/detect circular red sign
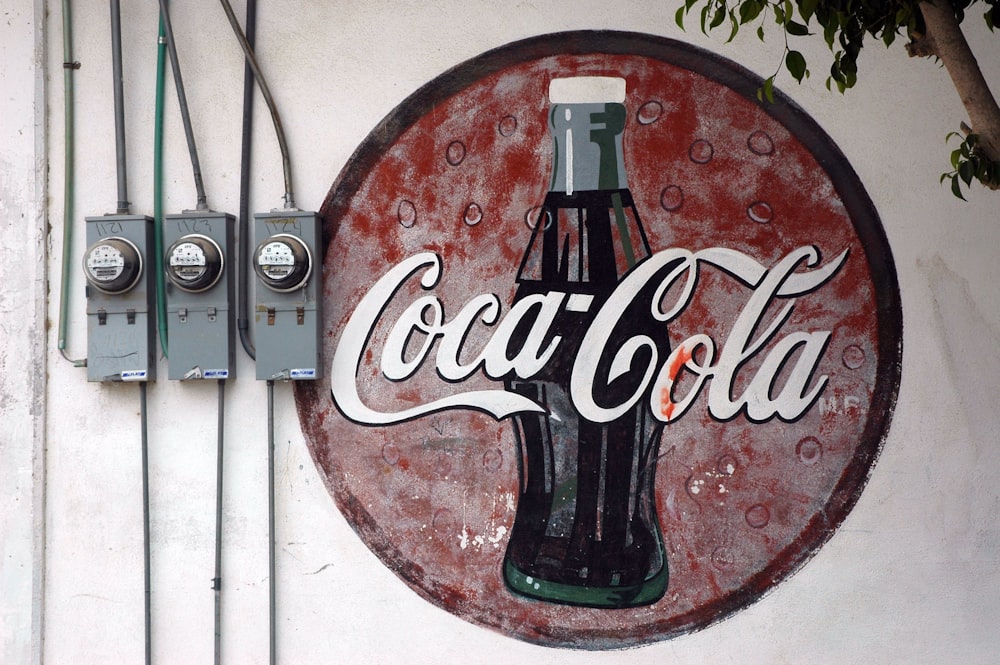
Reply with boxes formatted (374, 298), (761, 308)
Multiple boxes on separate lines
(296, 31), (901, 648)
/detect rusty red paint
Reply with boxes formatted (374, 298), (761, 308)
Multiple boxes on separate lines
(661, 342), (694, 420)
(295, 31), (901, 649)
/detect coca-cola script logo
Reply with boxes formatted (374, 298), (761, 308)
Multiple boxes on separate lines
(296, 31), (901, 648)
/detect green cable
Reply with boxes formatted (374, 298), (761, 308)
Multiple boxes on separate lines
(153, 14), (169, 357)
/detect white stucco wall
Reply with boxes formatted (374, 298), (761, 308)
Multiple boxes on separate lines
(2, 0), (999, 662)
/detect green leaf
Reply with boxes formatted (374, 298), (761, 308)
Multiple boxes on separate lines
(786, 50), (808, 82)
(786, 20), (810, 36)
(950, 174), (967, 201)
(799, 0), (818, 23)
(701, 3), (711, 33)
(740, 0), (764, 24)
(823, 20), (837, 47)
(710, 7), (726, 29)
(959, 159), (975, 186)
(726, 11), (740, 42)
(763, 76), (776, 104)
(757, 24), (766, 40)
(882, 28), (896, 47)
(951, 148), (962, 170)
(675, 5), (687, 30)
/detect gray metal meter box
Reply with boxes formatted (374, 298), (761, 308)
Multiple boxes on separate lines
(163, 211), (236, 380)
(83, 214), (157, 382)
(252, 210), (323, 381)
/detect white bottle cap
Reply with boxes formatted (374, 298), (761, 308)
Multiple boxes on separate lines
(548, 76), (626, 104)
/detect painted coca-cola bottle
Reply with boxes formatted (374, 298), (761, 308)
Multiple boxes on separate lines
(503, 76), (670, 607)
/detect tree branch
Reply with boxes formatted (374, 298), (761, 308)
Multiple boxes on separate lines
(916, 0), (1000, 186)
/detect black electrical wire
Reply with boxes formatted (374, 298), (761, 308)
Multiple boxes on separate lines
(157, 0), (208, 210)
(237, 0), (257, 360)
(218, 0), (295, 209)
(266, 379), (276, 665)
(140, 382), (152, 665)
(110, 0), (129, 214)
(213, 379), (226, 665)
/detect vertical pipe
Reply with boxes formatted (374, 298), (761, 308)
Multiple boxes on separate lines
(237, 0), (257, 359)
(109, 0), (129, 214)
(213, 380), (226, 665)
(139, 382), (152, 665)
(153, 13), (169, 357)
(57, 0), (76, 358)
(267, 380), (276, 665)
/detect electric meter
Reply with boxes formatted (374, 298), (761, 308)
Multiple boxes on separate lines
(83, 236), (143, 295)
(253, 233), (312, 292)
(166, 233), (224, 293)
(83, 214), (156, 383)
(162, 211), (236, 381)
(252, 211), (322, 381)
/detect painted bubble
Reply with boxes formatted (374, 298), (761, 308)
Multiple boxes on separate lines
(498, 115), (518, 137)
(716, 454), (738, 476)
(637, 100), (664, 125)
(745, 503), (771, 529)
(796, 437), (823, 466)
(842, 344), (866, 369)
(446, 140), (467, 166)
(711, 546), (735, 570)
(464, 202), (483, 226)
(382, 443), (400, 466)
(686, 474), (704, 498)
(524, 205), (553, 231)
(747, 201), (773, 224)
(397, 199), (417, 228)
(483, 449), (503, 472)
(689, 139), (714, 164)
(660, 185), (684, 211)
(433, 455), (452, 478)
(748, 130), (775, 155)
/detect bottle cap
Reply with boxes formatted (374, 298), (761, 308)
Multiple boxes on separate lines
(549, 76), (626, 104)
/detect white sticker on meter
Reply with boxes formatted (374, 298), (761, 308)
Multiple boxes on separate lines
(258, 241), (297, 280)
(169, 241), (208, 282)
(86, 244), (126, 282)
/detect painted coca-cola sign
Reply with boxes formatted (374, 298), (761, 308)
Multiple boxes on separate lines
(296, 31), (902, 648)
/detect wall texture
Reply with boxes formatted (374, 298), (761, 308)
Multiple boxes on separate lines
(2, 0), (999, 663)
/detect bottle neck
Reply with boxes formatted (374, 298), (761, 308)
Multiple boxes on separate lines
(548, 102), (629, 195)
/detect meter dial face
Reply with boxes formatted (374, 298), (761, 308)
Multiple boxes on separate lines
(254, 233), (312, 292)
(166, 234), (224, 293)
(83, 237), (143, 294)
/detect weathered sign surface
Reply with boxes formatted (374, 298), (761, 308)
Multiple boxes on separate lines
(295, 31), (902, 648)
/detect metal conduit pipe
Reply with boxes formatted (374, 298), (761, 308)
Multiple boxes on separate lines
(153, 13), (169, 357)
(237, 0), (257, 360)
(110, 0), (130, 214)
(58, 0), (84, 365)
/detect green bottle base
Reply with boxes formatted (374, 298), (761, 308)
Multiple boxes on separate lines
(503, 559), (668, 608)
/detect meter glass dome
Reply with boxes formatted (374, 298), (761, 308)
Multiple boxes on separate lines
(166, 234), (224, 293)
(83, 237), (143, 294)
(254, 233), (312, 292)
